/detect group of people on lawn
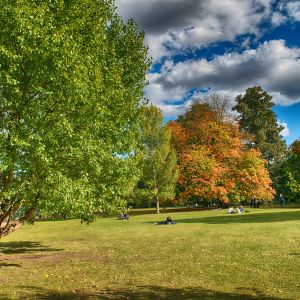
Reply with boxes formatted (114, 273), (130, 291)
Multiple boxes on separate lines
(121, 194), (286, 224)
(227, 205), (245, 214)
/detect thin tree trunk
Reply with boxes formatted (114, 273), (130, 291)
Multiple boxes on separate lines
(156, 197), (160, 214)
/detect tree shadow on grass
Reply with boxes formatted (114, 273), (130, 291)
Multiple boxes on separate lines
(5, 285), (293, 300)
(0, 261), (21, 268)
(289, 252), (300, 256)
(0, 241), (64, 255)
(169, 210), (300, 225)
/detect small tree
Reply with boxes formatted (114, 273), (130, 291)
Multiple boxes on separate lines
(196, 93), (234, 123)
(135, 105), (178, 213)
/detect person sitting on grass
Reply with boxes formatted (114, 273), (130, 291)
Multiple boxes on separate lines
(239, 205), (245, 213)
(119, 213), (129, 220)
(166, 216), (173, 223)
(227, 207), (235, 214)
(228, 206), (245, 214)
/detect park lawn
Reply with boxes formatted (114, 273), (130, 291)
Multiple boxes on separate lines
(0, 208), (300, 299)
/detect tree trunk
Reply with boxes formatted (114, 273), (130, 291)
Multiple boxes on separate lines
(156, 197), (160, 214)
(0, 220), (21, 238)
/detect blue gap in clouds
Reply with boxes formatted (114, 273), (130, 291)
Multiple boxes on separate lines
(150, 40), (239, 73)
(273, 102), (300, 145)
(150, 19), (300, 73)
(163, 87), (211, 106)
(173, 40), (237, 63)
(258, 22), (300, 48)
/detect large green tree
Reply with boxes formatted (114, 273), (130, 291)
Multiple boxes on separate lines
(0, 0), (150, 236)
(233, 86), (286, 165)
(134, 105), (178, 213)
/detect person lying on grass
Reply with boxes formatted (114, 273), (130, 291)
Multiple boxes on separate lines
(155, 216), (177, 225)
(239, 205), (245, 213)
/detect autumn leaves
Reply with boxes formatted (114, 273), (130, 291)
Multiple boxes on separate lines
(169, 99), (274, 205)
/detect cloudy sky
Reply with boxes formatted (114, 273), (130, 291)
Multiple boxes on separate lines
(116, 0), (300, 144)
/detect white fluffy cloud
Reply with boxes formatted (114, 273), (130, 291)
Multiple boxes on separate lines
(144, 73), (187, 106)
(271, 11), (288, 26)
(287, 1), (300, 21)
(116, 0), (277, 60)
(115, 0), (300, 119)
(145, 40), (300, 115)
(278, 121), (290, 137)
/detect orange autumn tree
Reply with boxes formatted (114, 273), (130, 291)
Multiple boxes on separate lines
(169, 100), (274, 206)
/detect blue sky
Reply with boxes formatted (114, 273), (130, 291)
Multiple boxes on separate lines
(116, 0), (300, 144)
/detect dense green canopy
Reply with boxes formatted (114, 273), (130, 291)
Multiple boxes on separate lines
(0, 0), (150, 236)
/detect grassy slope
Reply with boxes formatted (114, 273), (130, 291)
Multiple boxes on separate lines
(0, 208), (299, 299)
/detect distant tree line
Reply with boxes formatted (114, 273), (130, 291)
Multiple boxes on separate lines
(132, 86), (299, 211)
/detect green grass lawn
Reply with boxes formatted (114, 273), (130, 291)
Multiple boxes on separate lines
(0, 208), (300, 299)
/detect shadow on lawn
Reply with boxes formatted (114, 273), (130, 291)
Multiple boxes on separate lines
(0, 261), (21, 268)
(5, 285), (293, 300)
(0, 241), (64, 255)
(174, 210), (300, 225)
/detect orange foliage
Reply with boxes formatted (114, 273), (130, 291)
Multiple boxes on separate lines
(170, 102), (274, 203)
(291, 139), (300, 155)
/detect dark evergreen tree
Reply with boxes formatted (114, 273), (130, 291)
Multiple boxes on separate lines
(233, 86), (286, 165)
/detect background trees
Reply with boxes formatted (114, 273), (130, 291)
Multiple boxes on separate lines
(169, 97), (274, 206)
(133, 105), (178, 213)
(0, 0), (150, 236)
(233, 86), (286, 165)
(273, 139), (300, 202)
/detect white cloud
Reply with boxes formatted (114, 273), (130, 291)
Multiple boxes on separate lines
(287, 1), (300, 21)
(144, 40), (300, 117)
(144, 73), (187, 106)
(115, 0), (300, 119)
(144, 34), (172, 60)
(115, 0), (279, 60)
(157, 99), (194, 117)
(278, 121), (290, 137)
(271, 12), (288, 26)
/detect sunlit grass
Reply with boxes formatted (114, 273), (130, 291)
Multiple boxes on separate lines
(0, 208), (299, 299)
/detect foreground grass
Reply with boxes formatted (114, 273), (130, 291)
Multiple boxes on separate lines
(0, 208), (300, 299)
